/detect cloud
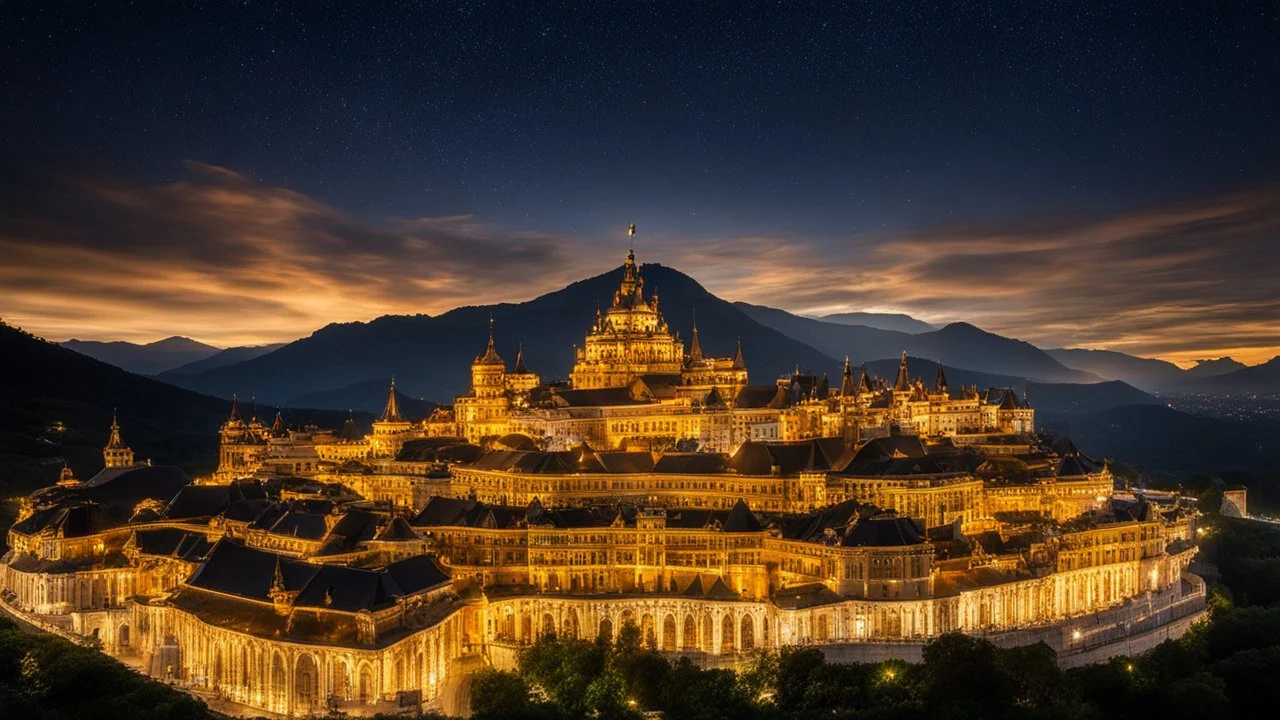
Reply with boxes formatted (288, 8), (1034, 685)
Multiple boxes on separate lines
(0, 163), (602, 346)
(646, 188), (1280, 366)
(1, 163), (1277, 366)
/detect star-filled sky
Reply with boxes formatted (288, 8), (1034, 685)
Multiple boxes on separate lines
(2, 1), (1278, 366)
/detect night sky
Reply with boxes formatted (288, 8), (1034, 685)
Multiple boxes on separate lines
(2, 2), (1278, 365)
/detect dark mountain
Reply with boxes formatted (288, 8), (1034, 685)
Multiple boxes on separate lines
(861, 357), (1160, 418)
(1046, 348), (1186, 392)
(162, 262), (840, 404)
(1041, 404), (1280, 473)
(0, 322), (359, 497)
(1185, 356), (1249, 378)
(736, 302), (1099, 383)
(162, 343), (287, 376)
(1177, 356), (1280, 393)
(285, 378), (438, 417)
(816, 311), (936, 334)
(61, 335), (221, 375)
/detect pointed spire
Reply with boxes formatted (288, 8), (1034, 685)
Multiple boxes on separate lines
(689, 315), (703, 361)
(228, 394), (242, 422)
(250, 393), (258, 423)
(935, 359), (949, 395)
(105, 408), (127, 449)
(513, 343), (529, 374)
(732, 337), (745, 369)
(477, 315), (504, 365)
(840, 356), (857, 397)
(379, 377), (403, 422)
(894, 351), (911, 392)
(1022, 383), (1031, 408)
(858, 365), (873, 393)
(271, 557), (286, 594)
(270, 410), (286, 437)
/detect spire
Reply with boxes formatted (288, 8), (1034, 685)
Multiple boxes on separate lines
(105, 408), (127, 450)
(379, 377), (403, 422)
(894, 351), (911, 392)
(250, 393), (258, 423)
(840, 356), (857, 397)
(858, 365), (873, 393)
(270, 410), (286, 437)
(1022, 383), (1031, 408)
(732, 337), (745, 369)
(271, 556), (286, 594)
(689, 316), (703, 361)
(934, 360), (950, 395)
(477, 315), (504, 365)
(514, 343), (529, 374)
(228, 394), (242, 422)
(615, 236), (645, 309)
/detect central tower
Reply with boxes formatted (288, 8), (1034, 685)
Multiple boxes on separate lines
(569, 247), (684, 389)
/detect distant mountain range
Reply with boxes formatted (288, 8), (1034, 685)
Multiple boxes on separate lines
(0, 322), (358, 496)
(815, 311), (936, 334)
(737, 302), (1101, 384)
(1184, 357), (1249, 378)
(59, 336), (284, 376)
(285, 378), (438, 418)
(60, 336), (221, 376)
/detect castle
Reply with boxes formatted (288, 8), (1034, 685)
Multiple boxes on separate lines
(1, 247), (1206, 718)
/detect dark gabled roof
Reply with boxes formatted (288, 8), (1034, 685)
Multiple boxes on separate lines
(186, 540), (318, 600)
(132, 528), (212, 562)
(1056, 455), (1100, 477)
(338, 417), (364, 442)
(842, 513), (925, 547)
(733, 385), (785, 409)
(682, 575), (706, 597)
(383, 554), (451, 596)
(850, 436), (929, 462)
(838, 452), (982, 478)
(779, 498), (864, 542)
(704, 576), (739, 600)
(653, 452), (728, 474)
(772, 582), (844, 610)
(410, 497), (479, 527)
(494, 433), (538, 451)
(633, 374), (681, 400)
(597, 451), (655, 473)
(293, 564), (395, 612)
(409, 496), (525, 529)
(727, 439), (844, 476)
(554, 387), (646, 407)
(375, 516), (422, 542)
(264, 510), (330, 540)
(723, 499), (763, 532)
(11, 502), (112, 538)
(165, 485), (236, 520)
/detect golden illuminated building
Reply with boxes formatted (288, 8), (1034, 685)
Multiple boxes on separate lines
(1, 245), (1208, 717)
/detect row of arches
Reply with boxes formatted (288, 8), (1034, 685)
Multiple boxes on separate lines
(495, 603), (761, 655)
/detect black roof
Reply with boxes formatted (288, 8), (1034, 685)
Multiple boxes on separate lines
(842, 513), (925, 547)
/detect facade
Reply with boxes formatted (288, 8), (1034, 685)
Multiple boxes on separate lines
(0, 251), (1208, 717)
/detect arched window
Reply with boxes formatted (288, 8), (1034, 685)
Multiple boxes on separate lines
(295, 654), (318, 710)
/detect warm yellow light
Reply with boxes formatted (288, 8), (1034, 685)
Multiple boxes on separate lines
(1072, 629), (1082, 641)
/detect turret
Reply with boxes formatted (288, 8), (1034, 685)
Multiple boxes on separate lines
(102, 409), (135, 468)
(893, 351), (911, 392)
(934, 361), (950, 396)
(732, 337), (746, 370)
(380, 378), (403, 422)
(689, 319), (704, 361)
(840, 356), (857, 397)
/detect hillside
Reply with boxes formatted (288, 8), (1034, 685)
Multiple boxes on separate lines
(1046, 348), (1186, 392)
(161, 263), (840, 404)
(60, 336), (221, 375)
(0, 322), (354, 496)
(736, 303), (1099, 383)
(1176, 356), (1280, 393)
(285, 378), (439, 416)
(1040, 404), (1280, 473)
(162, 342), (286, 375)
(816, 311), (936, 334)
(1185, 357), (1248, 378)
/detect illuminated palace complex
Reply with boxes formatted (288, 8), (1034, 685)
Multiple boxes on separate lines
(1, 249), (1206, 717)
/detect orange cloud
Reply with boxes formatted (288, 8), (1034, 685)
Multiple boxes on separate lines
(1, 164), (1277, 367)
